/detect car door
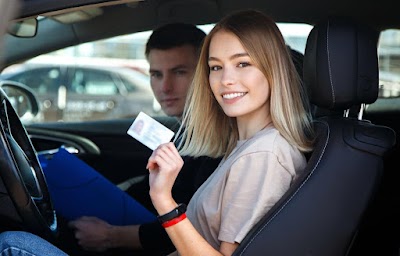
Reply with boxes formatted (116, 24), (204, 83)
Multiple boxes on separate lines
(64, 65), (159, 121)
(63, 66), (124, 122)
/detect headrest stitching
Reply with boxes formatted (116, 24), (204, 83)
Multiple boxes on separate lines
(326, 20), (336, 107)
(238, 120), (330, 255)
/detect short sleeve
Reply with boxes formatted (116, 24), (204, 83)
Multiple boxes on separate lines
(218, 151), (293, 244)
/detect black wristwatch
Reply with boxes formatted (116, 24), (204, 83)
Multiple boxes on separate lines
(157, 203), (187, 224)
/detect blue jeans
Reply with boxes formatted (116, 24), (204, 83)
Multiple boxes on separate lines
(0, 231), (67, 256)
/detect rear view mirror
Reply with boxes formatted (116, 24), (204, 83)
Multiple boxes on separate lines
(8, 18), (38, 38)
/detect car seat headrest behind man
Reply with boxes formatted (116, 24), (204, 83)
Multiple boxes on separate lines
(288, 46), (304, 80)
(303, 17), (380, 111)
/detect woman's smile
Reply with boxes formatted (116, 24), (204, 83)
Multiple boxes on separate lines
(222, 92), (247, 99)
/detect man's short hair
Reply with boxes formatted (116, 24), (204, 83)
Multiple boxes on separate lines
(145, 23), (206, 58)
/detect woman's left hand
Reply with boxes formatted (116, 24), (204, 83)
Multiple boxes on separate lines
(147, 142), (184, 212)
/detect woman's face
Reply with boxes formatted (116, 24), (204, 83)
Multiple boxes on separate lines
(208, 31), (270, 122)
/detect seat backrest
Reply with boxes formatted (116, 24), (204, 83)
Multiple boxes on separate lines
(233, 17), (396, 256)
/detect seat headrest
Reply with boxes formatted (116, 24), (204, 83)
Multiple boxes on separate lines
(303, 17), (380, 111)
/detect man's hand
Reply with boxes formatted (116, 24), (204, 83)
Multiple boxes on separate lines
(68, 216), (114, 252)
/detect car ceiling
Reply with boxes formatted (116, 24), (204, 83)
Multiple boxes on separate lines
(1, 0), (399, 68)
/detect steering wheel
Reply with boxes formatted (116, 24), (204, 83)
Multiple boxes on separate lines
(0, 88), (57, 239)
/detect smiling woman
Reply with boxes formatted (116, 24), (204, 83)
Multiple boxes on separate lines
(0, 0), (399, 256)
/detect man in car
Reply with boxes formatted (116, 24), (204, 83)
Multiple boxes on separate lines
(67, 23), (221, 256)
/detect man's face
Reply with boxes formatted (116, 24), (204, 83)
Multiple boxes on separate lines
(148, 45), (198, 118)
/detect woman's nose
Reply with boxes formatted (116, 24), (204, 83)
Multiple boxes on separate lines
(220, 67), (235, 86)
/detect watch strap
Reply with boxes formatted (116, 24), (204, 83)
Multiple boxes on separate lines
(157, 203), (187, 224)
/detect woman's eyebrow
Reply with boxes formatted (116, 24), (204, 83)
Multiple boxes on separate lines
(208, 52), (249, 62)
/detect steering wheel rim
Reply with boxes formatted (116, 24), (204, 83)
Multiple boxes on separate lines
(0, 88), (57, 239)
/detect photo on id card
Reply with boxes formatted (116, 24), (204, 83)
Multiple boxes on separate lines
(127, 112), (175, 150)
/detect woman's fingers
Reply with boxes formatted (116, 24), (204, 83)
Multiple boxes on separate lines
(147, 142), (183, 172)
(146, 157), (158, 170)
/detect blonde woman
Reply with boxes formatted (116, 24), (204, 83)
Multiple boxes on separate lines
(147, 9), (314, 256)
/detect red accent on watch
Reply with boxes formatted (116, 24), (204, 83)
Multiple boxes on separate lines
(161, 213), (187, 228)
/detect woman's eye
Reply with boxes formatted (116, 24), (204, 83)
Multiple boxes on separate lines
(238, 62), (250, 68)
(210, 66), (221, 71)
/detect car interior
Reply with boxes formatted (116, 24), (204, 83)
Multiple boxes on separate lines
(0, 0), (399, 255)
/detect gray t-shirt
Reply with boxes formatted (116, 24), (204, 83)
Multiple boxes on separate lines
(185, 125), (306, 250)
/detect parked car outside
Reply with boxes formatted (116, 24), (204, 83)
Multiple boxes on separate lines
(0, 60), (161, 123)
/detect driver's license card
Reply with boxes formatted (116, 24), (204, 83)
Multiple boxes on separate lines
(127, 112), (175, 150)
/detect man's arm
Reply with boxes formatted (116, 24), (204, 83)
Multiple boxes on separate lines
(68, 215), (176, 254)
(68, 217), (142, 251)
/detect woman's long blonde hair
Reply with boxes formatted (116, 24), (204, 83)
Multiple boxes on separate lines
(176, 9), (314, 158)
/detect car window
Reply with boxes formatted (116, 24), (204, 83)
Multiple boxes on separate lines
(277, 23), (312, 54)
(6, 67), (61, 94)
(362, 29), (400, 114)
(70, 68), (119, 95)
(377, 29), (400, 98)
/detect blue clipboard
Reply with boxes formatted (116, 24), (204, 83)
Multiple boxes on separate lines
(39, 148), (156, 225)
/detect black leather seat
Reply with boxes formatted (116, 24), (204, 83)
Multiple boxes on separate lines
(233, 17), (396, 256)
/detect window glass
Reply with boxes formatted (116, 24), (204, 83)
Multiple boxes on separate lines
(277, 23), (313, 54)
(115, 68), (152, 93)
(70, 68), (118, 95)
(7, 67), (60, 94)
(377, 29), (400, 98)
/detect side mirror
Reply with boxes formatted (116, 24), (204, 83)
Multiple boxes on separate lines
(0, 80), (40, 122)
(8, 18), (38, 38)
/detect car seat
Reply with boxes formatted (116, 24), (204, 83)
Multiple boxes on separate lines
(232, 17), (396, 256)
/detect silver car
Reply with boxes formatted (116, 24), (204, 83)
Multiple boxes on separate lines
(0, 63), (160, 122)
